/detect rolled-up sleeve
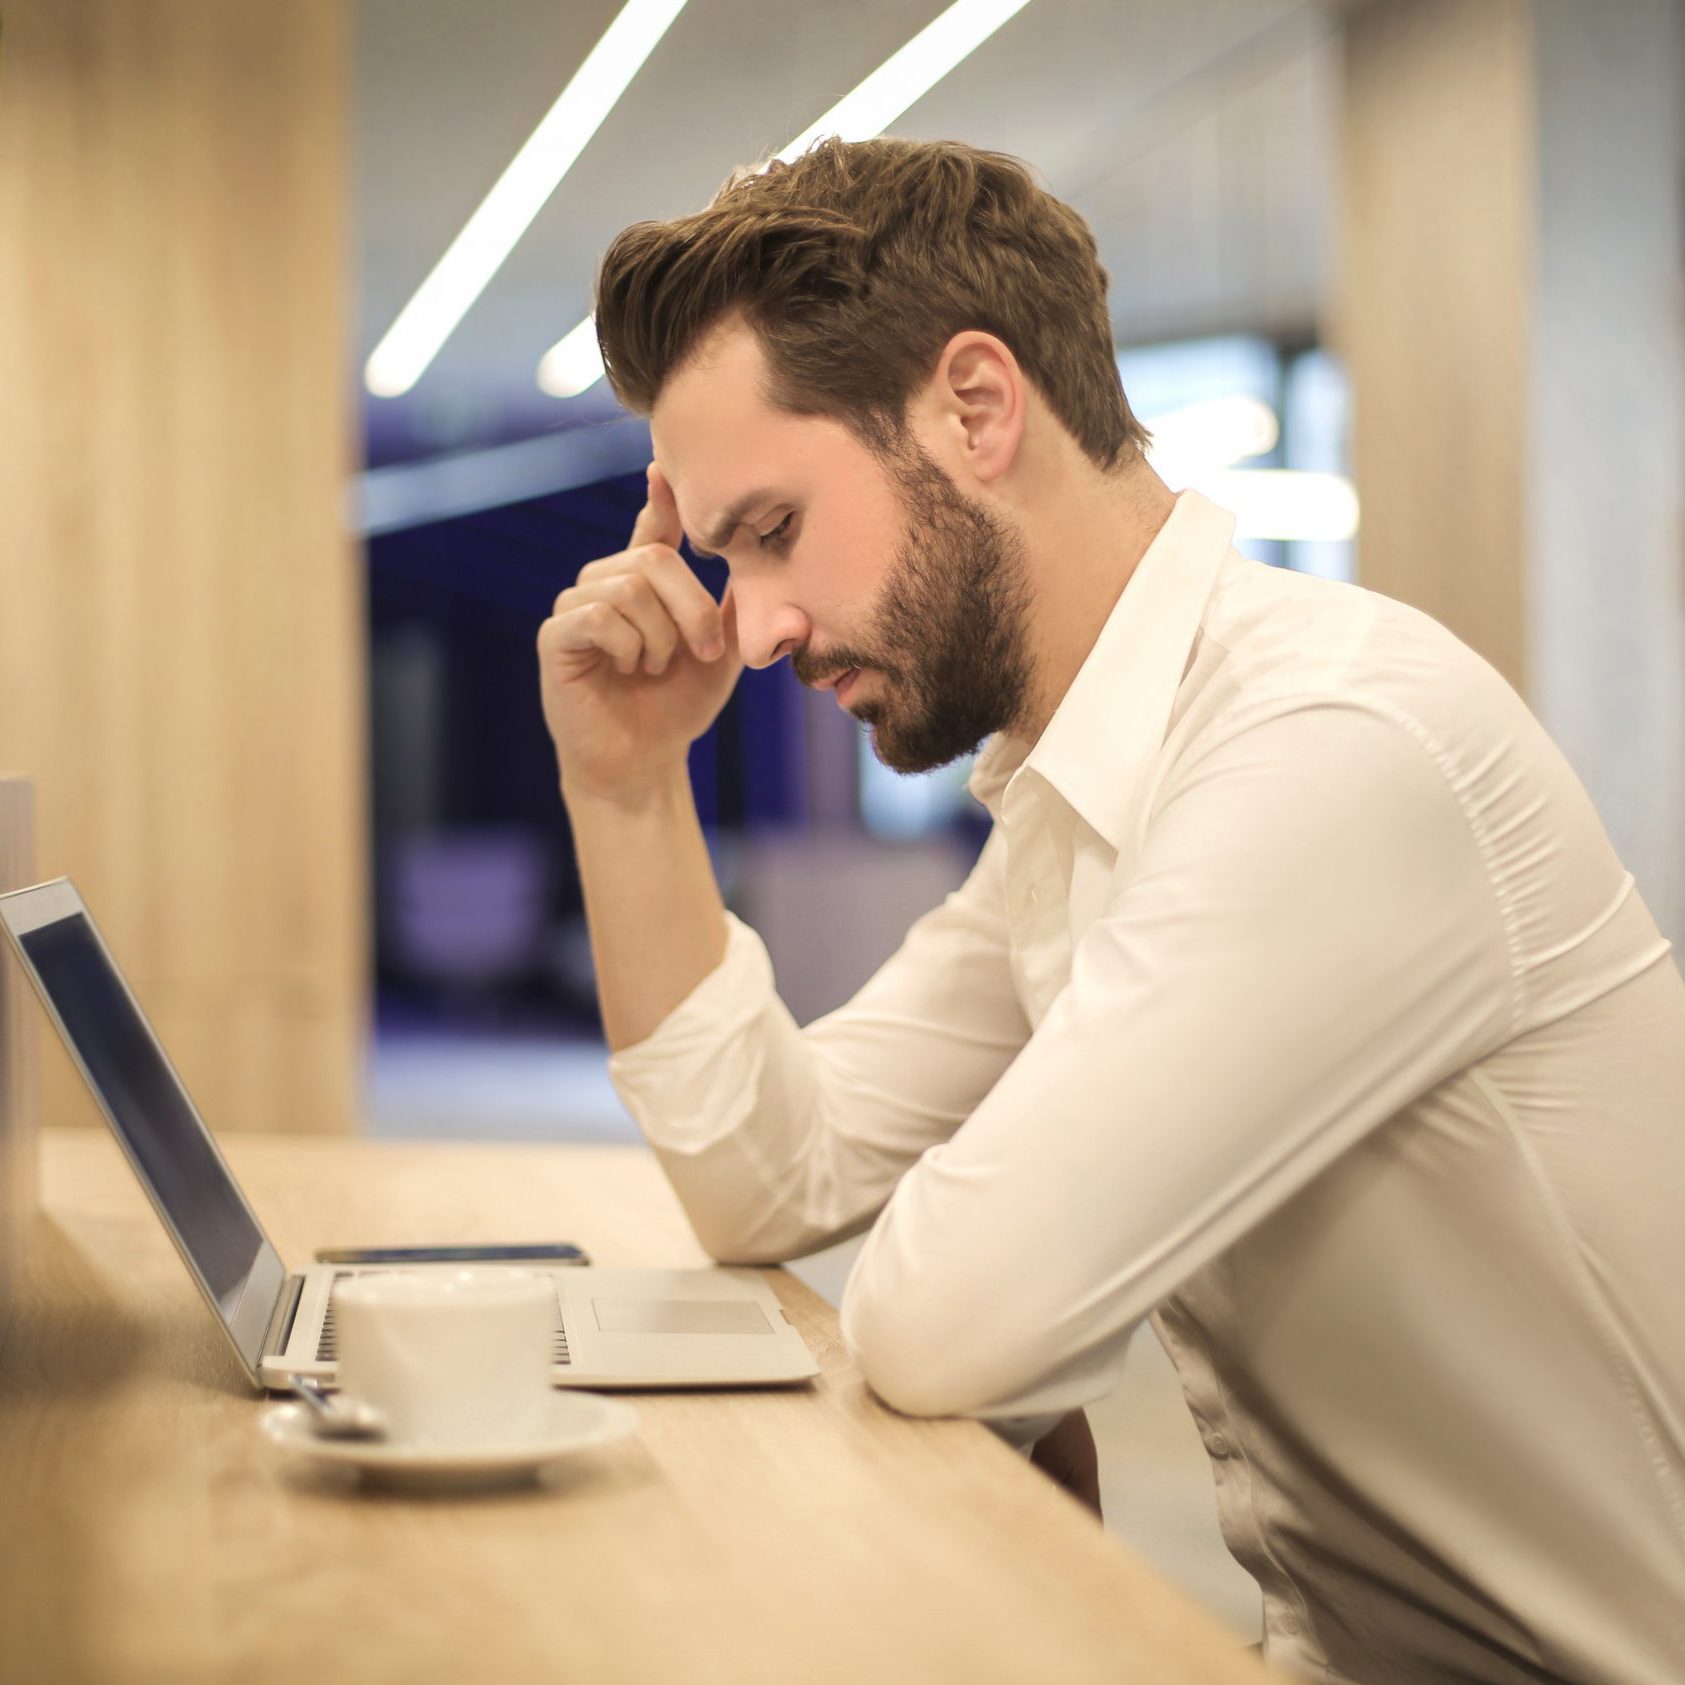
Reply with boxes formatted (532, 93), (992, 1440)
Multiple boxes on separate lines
(840, 699), (1518, 1423)
(608, 828), (1031, 1264)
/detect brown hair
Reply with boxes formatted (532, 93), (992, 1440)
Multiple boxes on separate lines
(594, 137), (1149, 470)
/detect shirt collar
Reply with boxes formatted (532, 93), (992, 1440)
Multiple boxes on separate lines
(967, 489), (1236, 848)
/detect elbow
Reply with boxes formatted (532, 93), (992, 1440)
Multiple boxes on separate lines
(841, 1277), (1021, 1419)
(647, 1142), (812, 1265)
(680, 1191), (827, 1268)
(686, 1211), (799, 1268)
(857, 1354), (973, 1421)
(668, 1166), (872, 1268)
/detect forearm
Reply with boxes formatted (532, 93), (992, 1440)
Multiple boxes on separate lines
(564, 763), (727, 1052)
(607, 829), (1027, 1264)
(606, 913), (897, 1264)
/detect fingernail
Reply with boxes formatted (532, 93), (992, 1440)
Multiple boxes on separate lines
(702, 637), (725, 660)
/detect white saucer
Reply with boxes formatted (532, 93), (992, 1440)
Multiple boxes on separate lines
(261, 1391), (639, 1491)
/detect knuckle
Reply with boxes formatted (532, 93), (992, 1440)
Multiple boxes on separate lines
(619, 575), (660, 616)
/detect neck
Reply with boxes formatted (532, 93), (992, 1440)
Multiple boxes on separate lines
(1009, 450), (1176, 744)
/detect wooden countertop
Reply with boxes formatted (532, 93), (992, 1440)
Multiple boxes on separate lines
(0, 1127), (1271, 1684)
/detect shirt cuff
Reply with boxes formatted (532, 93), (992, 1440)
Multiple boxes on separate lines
(605, 912), (778, 1146)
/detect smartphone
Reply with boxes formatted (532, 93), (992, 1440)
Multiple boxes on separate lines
(312, 1242), (590, 1266)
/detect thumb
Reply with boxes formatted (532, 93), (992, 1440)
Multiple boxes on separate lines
(719, 584), (742, 661)
(628, 461), (683, 552)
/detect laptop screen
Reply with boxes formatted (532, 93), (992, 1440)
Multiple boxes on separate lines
(2, 888), (281, 1371)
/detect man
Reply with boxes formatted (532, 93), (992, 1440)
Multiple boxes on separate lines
(535, 137), (1685, 1683)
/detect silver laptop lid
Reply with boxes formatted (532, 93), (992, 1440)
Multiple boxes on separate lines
(0, 878), (284, 1388)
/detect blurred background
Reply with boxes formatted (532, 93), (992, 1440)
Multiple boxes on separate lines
(1, 0), (1680, 1642)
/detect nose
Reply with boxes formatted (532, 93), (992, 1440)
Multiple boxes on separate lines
(731, 583), (810, 671)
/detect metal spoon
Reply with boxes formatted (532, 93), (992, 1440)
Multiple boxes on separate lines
(285, 1374), (388, 1441)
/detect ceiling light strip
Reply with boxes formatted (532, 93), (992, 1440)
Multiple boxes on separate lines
(538, 0), (1035, 397)
(775, 0), (1032, 162)
(367, 0), (690, 399)
(538, 316), (610, 400)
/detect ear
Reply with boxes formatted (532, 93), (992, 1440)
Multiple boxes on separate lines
(926, 331), (1026, 488)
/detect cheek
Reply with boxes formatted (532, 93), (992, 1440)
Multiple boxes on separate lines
(833, 528), (903, 614)
(787, 545), (860, 628)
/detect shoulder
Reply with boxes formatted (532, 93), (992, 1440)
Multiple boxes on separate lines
(1174, 555), (1536, 788)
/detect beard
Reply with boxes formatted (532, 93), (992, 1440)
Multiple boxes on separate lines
(792, 437), (1036, 775)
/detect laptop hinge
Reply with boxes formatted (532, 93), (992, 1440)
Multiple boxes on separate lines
(261, 1274), (306, 1362)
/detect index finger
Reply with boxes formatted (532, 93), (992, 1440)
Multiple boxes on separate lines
(636, 543), (731, 661)
(628, 461), (683, 554)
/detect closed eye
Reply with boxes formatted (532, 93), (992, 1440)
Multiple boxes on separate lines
(758, 513), (795, 551)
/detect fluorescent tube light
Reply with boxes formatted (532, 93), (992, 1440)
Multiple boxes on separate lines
(1145, 395), (1279, 484)
(366, 0), (690, 399)
(538, 0), (1034, 397)
(354, 417), (651, 535)
(775, 0), (1033, 162)
(537, 316), (608, 398)
(1202, 469), (1360, 543)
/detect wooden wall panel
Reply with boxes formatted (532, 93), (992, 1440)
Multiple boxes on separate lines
(0, 778), (38, 1351)
(1525, 0), (1685, 945)
(1338, 0), (1684, 945)
(0, 1), (364, 1133)
(1336, 0), (1534, 695)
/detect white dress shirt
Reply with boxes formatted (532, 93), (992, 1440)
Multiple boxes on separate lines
(608, 491), (1685, 1684)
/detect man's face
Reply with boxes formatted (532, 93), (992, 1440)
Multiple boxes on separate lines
(652, 322), (1033, 773)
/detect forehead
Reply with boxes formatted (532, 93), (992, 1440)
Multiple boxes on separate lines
(650, 321), (870, 546)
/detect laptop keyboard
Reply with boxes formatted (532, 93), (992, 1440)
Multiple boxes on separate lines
(316, 1271), (571, 1367)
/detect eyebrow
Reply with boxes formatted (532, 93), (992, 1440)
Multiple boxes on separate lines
(689, 488), (783, 558)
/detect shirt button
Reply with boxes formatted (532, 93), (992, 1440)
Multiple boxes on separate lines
(1279, 1612), (1301, 1636)
(1208, 1432), (1230, 1458)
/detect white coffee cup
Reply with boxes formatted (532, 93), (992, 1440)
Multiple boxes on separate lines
(333, 1269), (555, 1447)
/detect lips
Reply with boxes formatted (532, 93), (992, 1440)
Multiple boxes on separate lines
(833, 668), (861, 704)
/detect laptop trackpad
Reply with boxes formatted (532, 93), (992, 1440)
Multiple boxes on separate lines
(592, 1298), (773, 1336)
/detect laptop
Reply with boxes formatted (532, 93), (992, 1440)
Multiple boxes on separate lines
(0, 878), (819, 1393)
